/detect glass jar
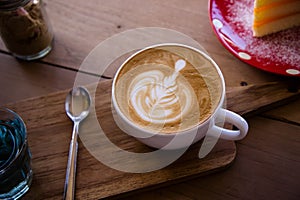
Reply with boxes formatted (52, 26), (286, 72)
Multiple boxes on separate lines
(0, 0), (53, 60)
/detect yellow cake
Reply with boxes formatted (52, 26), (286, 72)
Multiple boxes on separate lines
(252, 0), (300, 37)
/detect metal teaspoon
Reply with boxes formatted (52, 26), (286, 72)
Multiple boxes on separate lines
(63, 86), (91, 200)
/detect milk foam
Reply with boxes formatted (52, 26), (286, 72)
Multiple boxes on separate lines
(128, 60), (193, 125)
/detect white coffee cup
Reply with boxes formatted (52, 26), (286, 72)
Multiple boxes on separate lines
(112, 43), (248, 150)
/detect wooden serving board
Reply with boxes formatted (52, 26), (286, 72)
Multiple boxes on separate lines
(5, 80), (299, 200)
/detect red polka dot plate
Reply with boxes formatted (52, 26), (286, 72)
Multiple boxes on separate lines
(209, 0), (300, 77)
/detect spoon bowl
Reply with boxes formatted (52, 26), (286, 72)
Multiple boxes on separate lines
(65, 87), (91, 122)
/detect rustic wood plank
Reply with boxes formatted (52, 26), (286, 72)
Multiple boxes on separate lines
(0, 0), (281, 87)
(226, 81), (300, 116)
(261, 98), (300, 125)
(0, 53), (98, 105)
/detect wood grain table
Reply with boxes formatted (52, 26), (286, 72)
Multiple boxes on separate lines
(0, 0), (299, 199)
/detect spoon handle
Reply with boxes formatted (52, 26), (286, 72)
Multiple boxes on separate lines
(63, 122), (79, 200)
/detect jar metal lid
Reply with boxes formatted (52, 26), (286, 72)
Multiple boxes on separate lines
(0, 0), (31, 11)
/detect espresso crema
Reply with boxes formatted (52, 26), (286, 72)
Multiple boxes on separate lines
(114, 47), (214, 134)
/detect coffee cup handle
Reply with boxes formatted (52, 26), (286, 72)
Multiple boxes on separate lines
(212, 108), (248, 140)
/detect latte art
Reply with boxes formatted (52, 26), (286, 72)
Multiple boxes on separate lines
(129, 60), (194, 125)
(115, 48), (213, 134)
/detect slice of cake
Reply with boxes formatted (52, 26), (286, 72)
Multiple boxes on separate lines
(252, 0), (300, 37)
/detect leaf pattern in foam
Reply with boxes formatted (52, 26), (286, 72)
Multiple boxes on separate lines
(129, 59), (188, 123)
(147, 60), (186, 118)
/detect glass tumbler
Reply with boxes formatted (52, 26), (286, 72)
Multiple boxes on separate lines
(0, 108), (33, 199)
